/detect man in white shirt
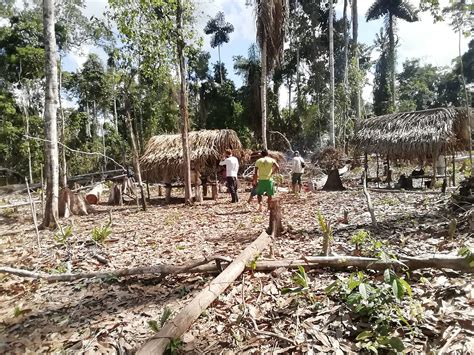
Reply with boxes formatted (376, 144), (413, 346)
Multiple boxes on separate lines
(291, 151), (305, 193)
(219, 149), (239, 202)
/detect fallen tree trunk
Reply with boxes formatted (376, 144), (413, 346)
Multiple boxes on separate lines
(0, 254), (471, 283)
(85, 184), (103, 205)
(137, 231), (271, 354)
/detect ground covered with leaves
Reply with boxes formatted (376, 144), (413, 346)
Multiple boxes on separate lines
(0, 175), (472, 354)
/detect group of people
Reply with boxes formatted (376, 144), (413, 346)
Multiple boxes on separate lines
(219, 149), (306, 211)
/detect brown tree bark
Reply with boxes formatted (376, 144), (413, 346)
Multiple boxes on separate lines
(42, 0), (59, 228)
(177, 0), (193, 204)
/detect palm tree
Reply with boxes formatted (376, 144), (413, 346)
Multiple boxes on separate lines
(204, 12), (234, 84)
(366, 0), (418, 109)
(352, 0), (361, 121)
(254, 0), (287, 150)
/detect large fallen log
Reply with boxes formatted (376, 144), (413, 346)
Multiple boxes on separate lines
(85, 184), (104, 205)
(137, 231), (271, 354)
(0, 254), (471, 283)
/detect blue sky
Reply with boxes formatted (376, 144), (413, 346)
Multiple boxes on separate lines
(66, 0), (469, 105)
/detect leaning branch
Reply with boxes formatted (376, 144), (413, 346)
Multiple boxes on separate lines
(24, 135), (125, 170)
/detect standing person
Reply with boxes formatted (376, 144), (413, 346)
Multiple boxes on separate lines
(253, 149), (280, 212)
(219, 149), (239, 202)
(291, 151), (305, 193)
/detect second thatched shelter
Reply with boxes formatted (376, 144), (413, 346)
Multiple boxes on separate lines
(140, 129), (242, 182)
(353, 107), (470, 159)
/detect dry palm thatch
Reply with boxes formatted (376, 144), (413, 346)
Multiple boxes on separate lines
(140, 130), (242, 182)
(240, 149), (286, 164)
(353, 108), (471, 159)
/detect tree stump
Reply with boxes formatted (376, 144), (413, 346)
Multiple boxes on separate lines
(322, 169), (345, 191)
(59, 188), (88, 217)
(107, 183), (123, 206)
(267, 198), (282, 237)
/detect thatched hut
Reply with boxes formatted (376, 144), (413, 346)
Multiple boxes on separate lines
(354, 108), (470, 159)
(140, 129), (242, 183)
(354, 107), (471, 185)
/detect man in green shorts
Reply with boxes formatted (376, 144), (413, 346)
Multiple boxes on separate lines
(253, 149), (280, 212)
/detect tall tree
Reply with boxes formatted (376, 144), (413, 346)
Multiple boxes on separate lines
(204, 11), (234, 84)
(177, 0), (192, 204)
(255, 0), (286, 149)
(42, 0), (59, 227)
(328, 0), (335, 147)
(352, 0), (361, 121)
(366, 0), (418, 109)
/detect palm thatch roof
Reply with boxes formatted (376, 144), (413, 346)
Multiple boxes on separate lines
(353, 108), (471, 159)
(140, 129), (242, 182)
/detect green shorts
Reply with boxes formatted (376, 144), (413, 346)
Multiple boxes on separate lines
(256, 179), (275, 196)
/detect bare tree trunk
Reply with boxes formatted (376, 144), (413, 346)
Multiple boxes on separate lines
(125, 109), (147, 211)
(458, 30), (472, 175)
(42, 0), (59, 228)
(328, 0), (335, 147)
(24, 110), (33, 184)
(177, 0), (193, 204)
(388, 13), (396, 110)
(352, 0), (361, 121)
(58, 57), (67, 188)
(218, 45), (223, 83)
(342, 0), (350, 150)
(261, 38), (268, 150)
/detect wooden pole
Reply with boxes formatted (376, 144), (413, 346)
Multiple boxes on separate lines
(137, 231), (271, 354)
(25, 178), (41, 253)
(363, 171), (377, 228)
(452, 152), (456, 187)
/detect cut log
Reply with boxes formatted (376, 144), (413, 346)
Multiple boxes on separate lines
(1, 255), (471, 284)
(85, 184), (103, 205)
(137, 231), (271, 354)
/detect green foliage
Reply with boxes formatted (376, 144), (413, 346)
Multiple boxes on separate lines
(165, 338), (184, 355)
(317, 211), (333, 239)
(91, 221), (112, 244)
(326, 269), (415, 353)
(148, 306), (173, 333)
(281, 266), (310, 294)
(54, 225), (73, 245)
(458, 246), (474, 267)
(350, 229), (370, 250)
(13, 304), (26, 317)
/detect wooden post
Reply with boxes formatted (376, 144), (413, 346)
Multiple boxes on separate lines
(202, 183), (208, 197)
(158, 184), (163, 197)
(386, 155), (392, 188)
(452, 152), (456, 187)
(25, 178), (41, 253)
(267, 198), (282, 237)
(146, 181), (150, 201)
(137, 231), (271, 354)
(432, 151), (437, 190)
(364, 152), (368, 177)
(165, 184), (171, 204)
(211, 183), (218, 200)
